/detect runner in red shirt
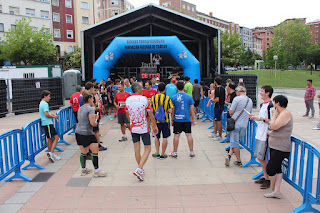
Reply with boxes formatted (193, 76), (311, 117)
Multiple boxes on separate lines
(70, 86), (82, 123)
(143, 80), (157, 99)
(114, 82), (131, 142)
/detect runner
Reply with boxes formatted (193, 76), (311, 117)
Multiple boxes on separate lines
(39, 90), (61, 163)
(114, 81), (131, 142)
(126, 82), (158, 181)
(70, 86), (82, 124)
(107, 81), (115, 120)
(93, 85), (107, 151)
(165, 78), (178, 98)
(143, 80), (158, 99)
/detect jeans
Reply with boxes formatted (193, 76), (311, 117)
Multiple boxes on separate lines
(305, 100), (315, 117)
(230, 127), (246, 148)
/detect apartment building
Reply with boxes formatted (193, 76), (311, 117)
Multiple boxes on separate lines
(253, 36), (263, 56)
(159, 0), (196, 18)
(252, 26), (274, 54)
(96, 0), (134, 22)
(229, 22), (240, 34)
(197, 12), (229, 31)
(240, 26), (253, 51)
(0, 0), (52, 42)
(307, 19), (320, 44)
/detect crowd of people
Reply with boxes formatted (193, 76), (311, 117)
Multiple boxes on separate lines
(42, 75), (319, 199)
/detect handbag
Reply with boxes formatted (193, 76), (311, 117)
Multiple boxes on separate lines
(227, 97), (249, 131)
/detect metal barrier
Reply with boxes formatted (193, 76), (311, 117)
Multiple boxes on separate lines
(55, 106), (76, 146)
(22, 119), (46, 170)
(0, 129), (31, 182)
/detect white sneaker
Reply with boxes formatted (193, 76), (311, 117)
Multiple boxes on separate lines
(208, 134), (218, 138)
(53, 154), (61, 161)
(47, 152), (55, 163)
(313, 127), (320, 130)
(212, 136), (222, 141)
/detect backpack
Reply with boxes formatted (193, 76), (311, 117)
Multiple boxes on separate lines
(154, 94), (166, 122)
(260, 101), (274, 119)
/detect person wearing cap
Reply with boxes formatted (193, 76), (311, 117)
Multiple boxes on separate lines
(165, 78), (178, 98)
(225, 86), (253, 167)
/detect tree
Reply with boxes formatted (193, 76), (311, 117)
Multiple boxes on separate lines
(306, 43), (320, 68)
(64, 47), (81, 70)
(265, 19), (312, 68)
(219, 30), (243, 66)
(0, 18), (57, 65)
(239, 48), (254, 66)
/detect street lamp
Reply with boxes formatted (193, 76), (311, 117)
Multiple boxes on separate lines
(273, 55), (278, 87)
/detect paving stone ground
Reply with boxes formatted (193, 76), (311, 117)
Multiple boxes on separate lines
(0, 88), (319, 213)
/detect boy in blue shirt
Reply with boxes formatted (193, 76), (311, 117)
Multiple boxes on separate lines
(170, 81), (195, 158)
(39, 90), (60, 163)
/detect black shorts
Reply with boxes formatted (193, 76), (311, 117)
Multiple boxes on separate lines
(214, 108), (224, 121)
(267, 148), (290, 176)
(118, 113), (129, 124)
(75, 133), (98, 148)
(73, 111), (78, 123)
(131, 132), (151, 145)
(156, 122), (171, 138)
(42, 124), (57, 139)
(194, 100), (200, 108)
(173, 122), (191, 134)
(107, 99), (114, 107)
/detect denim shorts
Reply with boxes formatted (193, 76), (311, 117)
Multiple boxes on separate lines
(230, 127), (246, 148)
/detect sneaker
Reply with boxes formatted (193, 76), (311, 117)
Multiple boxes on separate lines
(225, 155), (231, 166)
(93, 170), (106, 178)
(47, 152), (54, 163)
(133, 169), (144, 181)
(303, 114), (309, 117)
(81, 169), (92, 176)
(313, 127), (320, 130)
(169, 152), (178, 158)
(160, 154), (168, 159)
(108, 116), (114, 120)
(119, 137), (128, 142)
(99, 145), (107, 151)
(152, 152), (160, 159)
(190, 153), (195, 158)
(208, 134), (218, 138)
(53, 153), (61, 161)
(260, 180), (271, 189)
(310, 116), (314, 119)
(212, 136), (222, 141)
(233, 161), (242, 167)
(254, 177), (265, 184)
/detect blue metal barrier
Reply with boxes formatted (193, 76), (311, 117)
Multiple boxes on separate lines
(22, 119), (46, 170)
(0, 129), (31, 182)
(55, 106), (75, 146)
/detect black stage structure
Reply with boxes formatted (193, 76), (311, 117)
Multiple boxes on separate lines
(81, 3), (222, 81)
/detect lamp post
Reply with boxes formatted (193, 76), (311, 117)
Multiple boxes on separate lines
(273, 55), (278, 87)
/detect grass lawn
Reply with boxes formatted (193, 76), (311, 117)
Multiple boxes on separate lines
(227, 69), (320, 88)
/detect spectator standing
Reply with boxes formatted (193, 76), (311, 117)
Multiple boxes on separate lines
(153, 54), (162, 72)
(107, 81), (115, 120)
(264, 95), (292, 199)
(192, 79), (203, 118)
(165, 78), (178, 98)
(93, 85), (107, 151)
(39, 90), (61, 162)
(249, 85), (274, 189)
(225, 86), (253, 166)
(126, 82), (158, 181)
(114, 82), (131, 142)
(150, 82), (173, 159)
(200, 81), (210, 97)
(151, 77), (159, 91)
(184, 76), (193, 97)
(313, 94), (320, 130)
(170, 81), (195, 158)
(79, 82), (95, 107)
(303, 79), (316, 118)
(124, 78), (133, 94)
(70, 86), (82, 123)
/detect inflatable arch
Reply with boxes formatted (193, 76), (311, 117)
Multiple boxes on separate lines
(93, 36), (200, 83)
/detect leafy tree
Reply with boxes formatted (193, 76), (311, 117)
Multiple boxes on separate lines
(239, 48), (254, 66)
(220, 30), (243, 66)
(0, 18), (57, 65)
(306, 43), (320, 68)
(65, 47), (81, 70)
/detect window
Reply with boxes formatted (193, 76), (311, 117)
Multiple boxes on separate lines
(11, 24), (17, 29)
(9, 6), (19, 15)
(267, 43), (269, 46)
(52, 0), (59, 6)
(65, 0), (72, 8)
(316, 40), (318, 43)
(267, 38), (269, 40)
(54, 29), (61, 38)
(82, 16), (89, 24)
(81, 1), (89, 9)
(316, 25), (319, 28)
(66, 14), (72, 23)
(0, 23), (4, 32)
(187, 5), (190, 10)
(23, 73), (34, 78)
(68, 45), (74, 53)
(111, 0), (119, 5)
(0, 5), (2, 13)
(111, 10), (119, 16)
(26, 8), (35, 17)
(53, 13), (60, 22)
(67, 30), (73, 39)
(192, 7), (194, 12)
(316, 35), (319, 38)
(267, 32), (269, 35)
(182, 5), (185, 9)
(41, 10), (49, 19)
(97, 12), (100, 17)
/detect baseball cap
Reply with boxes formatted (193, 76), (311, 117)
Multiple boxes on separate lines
(171, 78), (176, 83)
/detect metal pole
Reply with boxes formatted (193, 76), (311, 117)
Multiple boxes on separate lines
(274, 60), (277, 88)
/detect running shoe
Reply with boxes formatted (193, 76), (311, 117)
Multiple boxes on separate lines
(81, 169), (92, 176)
(190, 153), (195, 158)
(160, 154), (168, 160)
(208, 134), (218, 138)
(93, 170), (106, 178)
(99, 145), (107, 151)
(169, 152), (178, 158)
(133, 169), (144, 181)
(108, 116), (114, 120)
(119, 137), (128, 142)
(53, 153), (61, 161)
(152, 152), (160, 159)
(47, 152), (54, 163)
(212, 136), (222, 141)
(233, 161), (242, 167)
(225, 155), (231, 166)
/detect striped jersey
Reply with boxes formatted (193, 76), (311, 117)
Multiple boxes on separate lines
(150, 93), (173, 123)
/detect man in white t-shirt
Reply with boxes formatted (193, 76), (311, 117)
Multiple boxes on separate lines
(249, 85), (274, 189)
(126, 82), (158, 181)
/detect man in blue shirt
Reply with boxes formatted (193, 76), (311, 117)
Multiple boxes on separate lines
(124, 78), (133, 94)
(170, 81), (195, 158)
(39, 90), (60, 163)
(165, 78), (178, 98)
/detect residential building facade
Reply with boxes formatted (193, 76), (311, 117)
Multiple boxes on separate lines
(0, 0), (52, 42)
(160, 0), (196, 18)
(229, 22), (240, 34)
(197, 12), (229, 31)
(252, 26), (274, 55)
(253, 36), (263, 56)
(240, 26), (253, 51)
(96, 0), (134, 22)
(307, 19), (320, 44)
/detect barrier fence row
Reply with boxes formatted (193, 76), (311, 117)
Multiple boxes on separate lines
(0, 106), (76, 182)
(198, 97), (320, 213)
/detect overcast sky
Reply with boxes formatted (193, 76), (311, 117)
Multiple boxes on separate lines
(132, 0), (320, 29)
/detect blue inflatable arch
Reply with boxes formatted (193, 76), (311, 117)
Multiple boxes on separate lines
(93, 36), (200, 83)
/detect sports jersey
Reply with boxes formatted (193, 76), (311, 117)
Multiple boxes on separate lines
(143, 89), (157, 99)
(70, 92), (81, 112)
(114, 91), (131, 113)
